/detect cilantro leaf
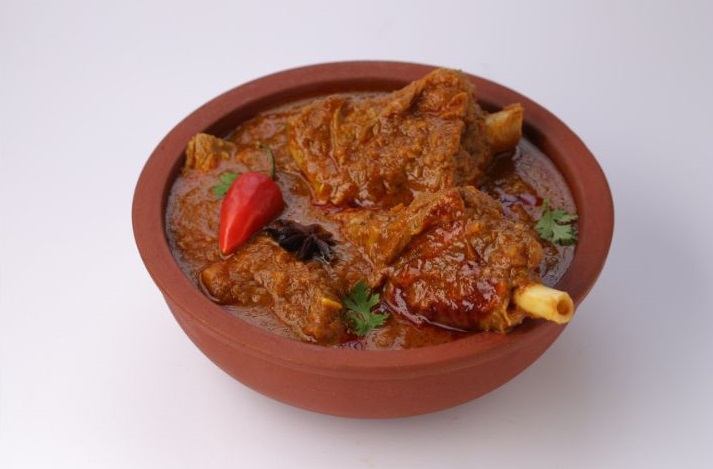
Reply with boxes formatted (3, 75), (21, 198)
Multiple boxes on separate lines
(535, 199), (579, 245)
(212, 171), (238, 197)
(342, 280), (388, 336)
(258, 142), (276, 179)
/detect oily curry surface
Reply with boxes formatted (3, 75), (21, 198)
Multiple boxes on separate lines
(166, 69), (576, 350)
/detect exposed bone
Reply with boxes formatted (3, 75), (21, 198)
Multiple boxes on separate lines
(485, 103), (524, 154)
(513, 283), (574, 324)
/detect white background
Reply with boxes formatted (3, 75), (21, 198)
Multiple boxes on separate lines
(2, 1), (712, 467)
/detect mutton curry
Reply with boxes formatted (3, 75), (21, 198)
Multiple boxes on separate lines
(166, 68), (577, 350)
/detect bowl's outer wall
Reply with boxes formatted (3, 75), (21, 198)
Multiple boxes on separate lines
(166, 294), (565, 418)
(133, 61), (614, 418)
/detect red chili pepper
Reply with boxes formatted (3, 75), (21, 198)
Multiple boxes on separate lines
(218, 145), (285, 255)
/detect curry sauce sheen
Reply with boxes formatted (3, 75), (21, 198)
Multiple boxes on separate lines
(166, 73), (576, 350)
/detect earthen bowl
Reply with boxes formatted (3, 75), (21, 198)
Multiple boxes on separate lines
(132, 61), (613, 418)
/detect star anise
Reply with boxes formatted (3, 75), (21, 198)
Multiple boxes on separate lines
(265, 219), (337, 262)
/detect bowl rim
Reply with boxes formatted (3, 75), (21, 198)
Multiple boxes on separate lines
(132, 60), (614, 377)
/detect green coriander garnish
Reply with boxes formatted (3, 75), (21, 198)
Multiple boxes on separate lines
(212, 171), (238, 197)
(258, 142), (276, 179)
(342, 280), (388, 336)
(535, 199), (578, 245)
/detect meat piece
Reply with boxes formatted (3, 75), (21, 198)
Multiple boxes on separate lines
(336, 188), (466, 274)
(339, 186), (544, 332)
(199, 237), (345, 344)
(287, 68), (492, 207)
(184, 133), (237, 172)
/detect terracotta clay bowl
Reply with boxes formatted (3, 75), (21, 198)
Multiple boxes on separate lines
(132, 61), (613, 418)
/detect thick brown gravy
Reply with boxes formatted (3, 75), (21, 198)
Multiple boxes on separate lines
(166, 94), (575, 350)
